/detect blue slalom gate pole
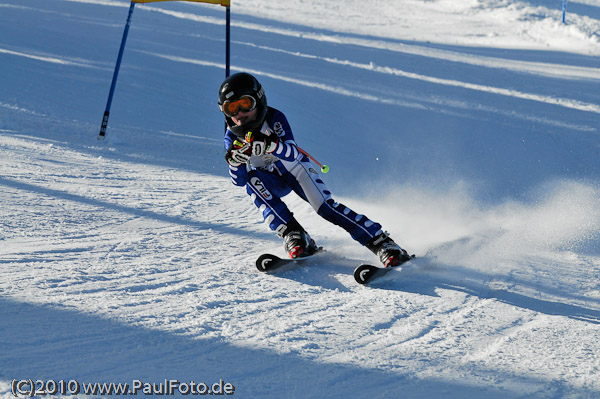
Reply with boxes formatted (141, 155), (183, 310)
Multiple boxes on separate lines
(225, 4), (230, 78)
(98, 1), (136, 140)
(562, 0), (567, 24)
(224, 4), (230, 133)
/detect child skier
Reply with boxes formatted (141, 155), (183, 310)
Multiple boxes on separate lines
(219, 72), (410, 267)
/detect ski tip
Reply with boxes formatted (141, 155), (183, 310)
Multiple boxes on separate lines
(256, 253), (281, 272)
(353, 264), (379, 285)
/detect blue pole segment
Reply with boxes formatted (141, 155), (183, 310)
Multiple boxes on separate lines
(225, 5), (230, 77)
(98, 1), (136, 140)
(224, 5), (230, 133)
(562, 0), (567, 24)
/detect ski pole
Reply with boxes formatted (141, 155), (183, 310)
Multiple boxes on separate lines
(297, 147), (329, 173)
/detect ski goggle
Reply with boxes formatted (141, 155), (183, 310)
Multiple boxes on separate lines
(221, 95), (256, 117)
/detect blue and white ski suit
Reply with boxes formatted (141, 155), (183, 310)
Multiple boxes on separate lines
(224, 107), (383, 245)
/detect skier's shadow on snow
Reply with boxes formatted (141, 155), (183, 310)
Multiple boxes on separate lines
(262, 258), (355, 292)
(372, 258), (600, 325)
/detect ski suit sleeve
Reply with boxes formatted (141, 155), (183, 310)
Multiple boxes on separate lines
(224, 131), (249, 187)
(267, 109), (305, 163)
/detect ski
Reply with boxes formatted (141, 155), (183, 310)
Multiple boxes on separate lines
(256, 247), (324, 273)
(353, 254), (415, 284)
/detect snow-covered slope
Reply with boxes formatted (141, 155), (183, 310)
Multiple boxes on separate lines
(1, 0), (599, 398)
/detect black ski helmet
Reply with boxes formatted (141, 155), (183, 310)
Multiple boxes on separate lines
(218, 72), (267, 137)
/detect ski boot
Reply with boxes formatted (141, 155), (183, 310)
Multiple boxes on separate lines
(283, 230), (319, 259)
(366, 231), (411, 267)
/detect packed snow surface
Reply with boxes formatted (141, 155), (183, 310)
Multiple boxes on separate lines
(1, 0), (600, 398)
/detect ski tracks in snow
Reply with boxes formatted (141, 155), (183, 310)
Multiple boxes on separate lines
(3, 124), (600, 398)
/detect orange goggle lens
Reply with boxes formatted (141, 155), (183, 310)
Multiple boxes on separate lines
(222, 96), (256, 117)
